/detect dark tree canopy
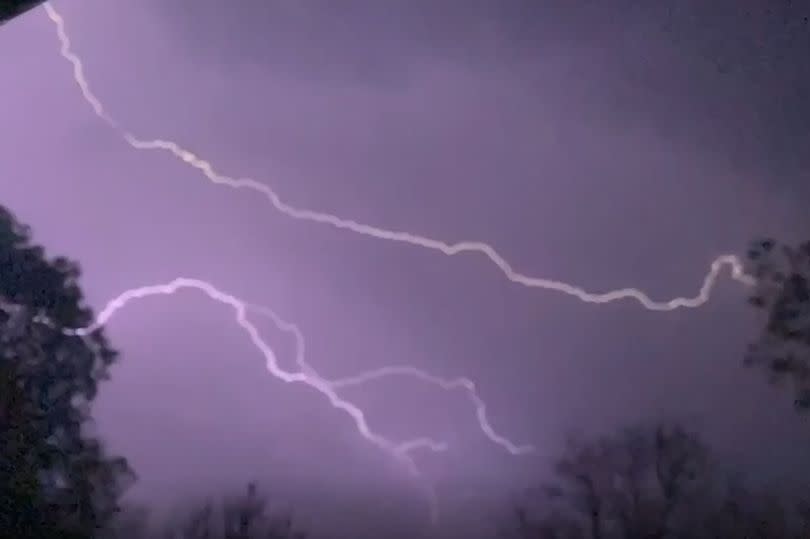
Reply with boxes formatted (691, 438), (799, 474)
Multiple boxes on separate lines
(0, 205), (133, 538)
(0, 0), (47, 26)
(744, 239), (810, 410)
(160, 482), (308, 539)
(503, 422), (809, 539)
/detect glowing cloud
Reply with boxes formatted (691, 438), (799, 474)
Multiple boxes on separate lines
(42, 2), (755, 313)
(8, 278), (448, 522)
(33, 1), (762, 526)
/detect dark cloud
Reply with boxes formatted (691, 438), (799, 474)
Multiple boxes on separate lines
(2, 1), (809, 537)
(154, 0), (810, 177)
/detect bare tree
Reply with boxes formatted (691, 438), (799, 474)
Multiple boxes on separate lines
(99, 504), (151, 539)
(162, 483), (307, 539)
(744, 239), (810, 411)
(702, 479), (810, 539)
(503, 423), (808, 539)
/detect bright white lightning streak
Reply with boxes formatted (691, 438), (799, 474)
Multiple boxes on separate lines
(42, 278), (447, 522)
(42, 3), (756, 313)
(39, 3), (536, 519)
(61, 280), (450, 461)
(245, 303), (534, 455)
(245, 302), (317, 379)
(6, 287), (456, 522)
(33, 1), (763, 528)
(331, 366), (534, 455)
(39, 0), (757, 499)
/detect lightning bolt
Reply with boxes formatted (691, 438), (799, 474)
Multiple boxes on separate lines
(331, 366), (534, 455)
(6, 276), (536, 524)
(31, 0), (761, 526)
(42, 2), (756, 313)
(3, 279), (448, 523)
(35, 5), (539, 524)
(237, 302), (534, 456)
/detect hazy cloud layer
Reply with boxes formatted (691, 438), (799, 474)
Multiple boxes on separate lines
(1, 1), (808, 537)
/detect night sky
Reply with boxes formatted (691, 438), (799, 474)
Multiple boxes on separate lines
(1, 1), (809, 538)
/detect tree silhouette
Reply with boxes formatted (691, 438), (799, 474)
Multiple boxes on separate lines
(744, 239), (810, 411)
(502, 422), (809, 539)
(0, 205), (134, 538)
(0, 0), (48, 26)
(160, 482), (307, 539)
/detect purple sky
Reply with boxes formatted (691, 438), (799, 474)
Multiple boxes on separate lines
(1, 1), (809, 537)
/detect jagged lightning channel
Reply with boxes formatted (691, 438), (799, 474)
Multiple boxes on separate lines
(331, 366), (535, 455)
(32, 1), (761, 526)
(9, 279), (447, 522)
(39, 0), (535, 513)
(246, 303), (534, 455)
(42, 2), (756, 312)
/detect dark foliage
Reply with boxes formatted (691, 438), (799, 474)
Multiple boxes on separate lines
(0, 205), (134, 538)
(158, 482), (307, 539)
(0, 0), (47, 26)
(501, 422), (809, 539)
(744, 238), (810, 411)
